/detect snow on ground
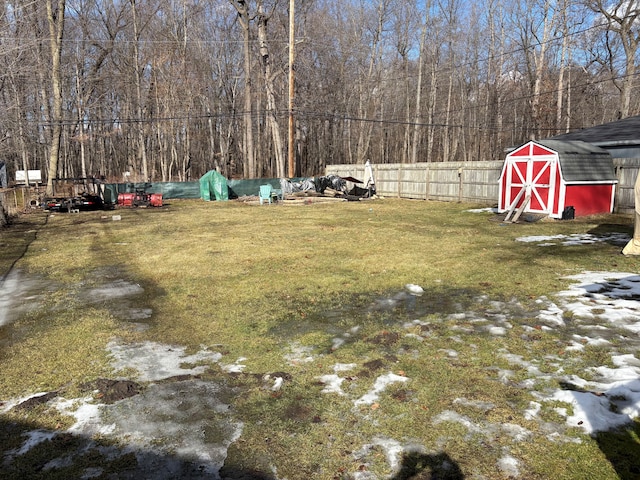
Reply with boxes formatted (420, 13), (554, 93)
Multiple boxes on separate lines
(3, 241), (640, 478)
(516, 232), (630, 247)
(4, 341), (242, 479)
(353, 373), (409, 407)
(512, 271), (640, 436)
(0, 269), (45, 327)
(107, 341), (222, 381)
(466, 207), (500, 214)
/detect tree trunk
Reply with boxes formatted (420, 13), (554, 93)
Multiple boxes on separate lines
(230, 1), (256, 178)
(45, 0), (66, 196)
(257, 1), (285, 177)
(130, 0), (149, 181)
(411, 7), (429, 164)
(531, 0), (555, 139)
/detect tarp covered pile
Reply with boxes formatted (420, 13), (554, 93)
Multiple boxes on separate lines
(199, 170), (229, 201)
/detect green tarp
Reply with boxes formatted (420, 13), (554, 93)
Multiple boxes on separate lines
(104, 182), (200, 201)
(103, 176), (306, 202)
(199, 170), (229, 201)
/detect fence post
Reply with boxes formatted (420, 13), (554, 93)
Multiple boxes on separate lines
(425, 164), (430, 200)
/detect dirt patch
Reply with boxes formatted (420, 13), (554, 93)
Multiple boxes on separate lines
(283, 402), (316, 422)
(79, 379), (143, 404)
(363, 359), (385, 371)
(369, 330), (400, 346)
(13, 391), (59, 411)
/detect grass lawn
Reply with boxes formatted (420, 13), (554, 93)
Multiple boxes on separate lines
(1, 198), (640, 479)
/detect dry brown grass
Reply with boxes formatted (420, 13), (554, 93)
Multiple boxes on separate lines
(1, 199), (639, 479)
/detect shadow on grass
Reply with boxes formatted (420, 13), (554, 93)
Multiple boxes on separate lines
(392, 451), (464, 479)
(0, 416), (275, 480)
(0, 213), (48, 281)
(595, 421), (640, 480)
(267, 285), (484, 341)
(560, 376), (640, 480)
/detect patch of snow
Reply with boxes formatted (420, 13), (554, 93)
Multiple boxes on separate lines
(565, 341), (585, 352)
(548, 389), (632, 433)
(466, 207), (499, 213)
(487, 325), (507, 335)
(516, 233), (629, 247)
(86, 280), (143, 302)
(1, 391), (52, 414)
(502, 423), (532, 442)
(524, 401), (541, 420)
(99, 379), (242, 476)
(572, 334), (610, 348)
(404, 333), (425, 341)
(517, 234), (566, 243)
(495, 368), (514, 385)
(7, 429), (57, 456)
(527, 272), (640, 434)
(333, 363), (357, 372)
(221, 357), (247, 373)
(0, 269), (44, 327)
(452, 397), (495, 412)
(52, 397), (115, 436)
(354, 373), (409, 406)
(127, 308), (153, 320)
(107, 341), (221, 381)
(432, 410), (484, 435)
(80, 467), (104, 479)
(500, 352), (544, 377)
(536, 301), (565, 326)
(405, 284), (424, 296)
(497, 454), (520, 477)
(317, 374), (345, 395)
(440, 349), (459, 358)
(353, 437), (424, 478)
(284, 342), (316, 365)
(271, 377), (284, 391)
(555, 272), (640, 333)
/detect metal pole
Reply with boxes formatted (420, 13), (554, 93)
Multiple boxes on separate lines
(287, 0), (295, 178)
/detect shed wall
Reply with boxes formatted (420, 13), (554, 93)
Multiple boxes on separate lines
(563, 184), (615, 216)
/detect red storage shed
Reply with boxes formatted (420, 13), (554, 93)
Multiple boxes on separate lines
(498, 140), (617, 219)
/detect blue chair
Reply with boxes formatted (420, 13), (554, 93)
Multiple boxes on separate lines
(259, 184), (273, 205)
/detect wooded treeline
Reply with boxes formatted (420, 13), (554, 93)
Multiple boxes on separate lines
(1, 0), (639, 188)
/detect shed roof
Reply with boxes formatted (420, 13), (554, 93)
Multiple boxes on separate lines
(511, 139), (617, 183)
(550, 115), (640, 146)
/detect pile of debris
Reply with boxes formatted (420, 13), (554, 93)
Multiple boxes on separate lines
(280, 174), (376, 201)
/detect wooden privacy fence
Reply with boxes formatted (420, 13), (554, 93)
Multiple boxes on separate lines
(327, 158), (640, 214)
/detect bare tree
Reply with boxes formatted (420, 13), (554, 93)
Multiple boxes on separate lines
(229, 0), (257, 178)
(45, 0), (66, 196)
(257, 0), (285, 177)
(586, 0), (640, 118)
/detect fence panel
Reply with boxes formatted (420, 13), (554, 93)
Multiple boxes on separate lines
(328, 161), (503, 204)
(614, 159), (640, 214)
(328, 159), (640, 214)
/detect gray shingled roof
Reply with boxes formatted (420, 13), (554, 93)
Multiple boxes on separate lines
(535, 139), (617, 183)
(550, 115), (640, 146)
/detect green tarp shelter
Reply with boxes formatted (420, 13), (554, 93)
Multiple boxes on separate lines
(199, 170), (229, 201)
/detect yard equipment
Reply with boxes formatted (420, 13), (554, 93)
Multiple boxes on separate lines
(42, 177), (113, 212)
(44, 192), (105, 212)
(117, 183), (163, 208)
